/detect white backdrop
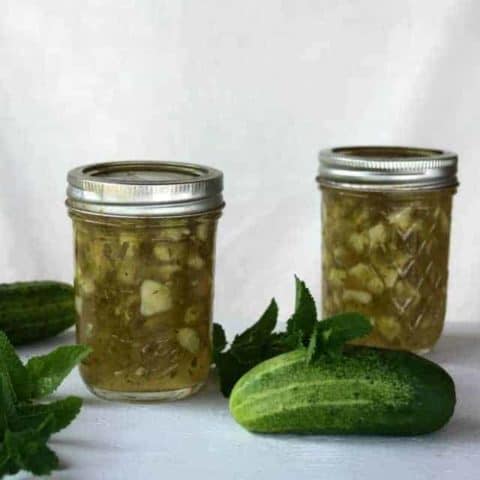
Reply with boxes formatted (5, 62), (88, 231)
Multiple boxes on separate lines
(1, 0), (479, 335)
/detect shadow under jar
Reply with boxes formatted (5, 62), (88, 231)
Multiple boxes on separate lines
(66, 161), (224, 401)
(317, 146), (458, 353)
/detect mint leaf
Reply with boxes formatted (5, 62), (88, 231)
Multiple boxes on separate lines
(215, 351), (252, 397)
(306, 325), (319, 364)
(0, 370), (17, 436)
(15, 396), (82, 436)
(286, 276), (317, 345)
(231, 299), (278, 348)
(1, 425), (59, 476)
(0, 333), (86, 477)
(0, 415), (58, 477)
(0, 332), (31, 401)
(27, 345), (91, 398)
(215, 300), (285, 396)
(307, 312), (372, 362)
(318, 312), (372, 356)
(229, 299), (278, 365)
(213, 323), (227, 357)
(267, 332), (300, 357)
(0, 444), (14, 477)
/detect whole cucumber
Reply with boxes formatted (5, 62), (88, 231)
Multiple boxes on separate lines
(229, 347), (455, 435)
(0, 281), (75, 345)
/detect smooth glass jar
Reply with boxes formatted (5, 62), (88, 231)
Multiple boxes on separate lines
(317, 147), (458, 353)
(66, 162), (224, 401)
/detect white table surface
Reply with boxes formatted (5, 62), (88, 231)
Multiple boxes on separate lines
(12, 321), (480, 480)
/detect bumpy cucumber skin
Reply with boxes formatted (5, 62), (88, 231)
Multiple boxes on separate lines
(0, 281), (75, 345)
(229, 347), (456, 436)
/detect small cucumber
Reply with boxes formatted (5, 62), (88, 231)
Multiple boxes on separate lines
(0, 281), (75, 345)
(230, 347), (455, 435)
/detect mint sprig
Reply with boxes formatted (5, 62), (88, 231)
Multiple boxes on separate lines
(14, 396), (83, 435)
(286, 276), (317, 345)
(0, 331), (90, 477)
(26, 345), (91, 399)
(214, 277), (372, 396)
(213, 300), (283, 397)
(307, 312), (372, 363)
(0, 420), (59, 477)
(0, 334), (31, 402)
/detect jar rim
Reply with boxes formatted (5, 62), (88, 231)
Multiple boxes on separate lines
(317, 146), (458, 191)
(66, 160), (224, 217)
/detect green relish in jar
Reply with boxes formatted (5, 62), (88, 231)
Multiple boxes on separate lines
(317, 147), (458, 353)
(66, 161), (224, 401)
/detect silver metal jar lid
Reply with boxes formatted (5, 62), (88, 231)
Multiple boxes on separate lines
(66, 161), (224, 217)
(317, 146), (458, 191)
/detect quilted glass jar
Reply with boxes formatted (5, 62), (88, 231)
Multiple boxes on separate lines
(317, 147), (458, 353)
(66, 161), (224, 401)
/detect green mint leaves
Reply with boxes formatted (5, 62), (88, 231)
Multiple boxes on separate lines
(0, 331), (90, 477)
(14, 396), (83, 435)
(26, 345), (91, 399)
(213, 300), (284, 397)
(0, 334), (31, 402)
(213, 277), (372, 397)
(231, 299), (278, 351)
(306, 312), (372, 363)
(286, 276), (317, 345)
(212, 323), (227, 355)
(0, 422), (59, 477)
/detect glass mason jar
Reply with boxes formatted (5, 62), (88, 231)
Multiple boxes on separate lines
(66, 161), (224, 401)
(317, 146), (458, 353)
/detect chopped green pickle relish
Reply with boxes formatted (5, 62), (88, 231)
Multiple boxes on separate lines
(321, 188), (453, 352)
(72, 213), (218, 393)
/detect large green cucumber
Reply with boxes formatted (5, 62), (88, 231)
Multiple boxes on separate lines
(229, 347), (455, 435)
(0, 281), (75, 345)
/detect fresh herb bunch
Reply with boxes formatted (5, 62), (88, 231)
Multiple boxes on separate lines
(0, 332), (90, 477)
(213, 276), (372, 396)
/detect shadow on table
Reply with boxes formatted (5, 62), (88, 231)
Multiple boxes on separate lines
(50, 435), (114, 450)
(173, 372), (228, 411)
